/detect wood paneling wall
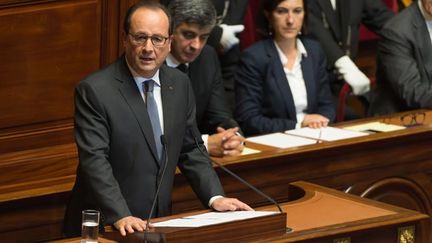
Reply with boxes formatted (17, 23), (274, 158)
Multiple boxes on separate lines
(0, 0), (139, 242)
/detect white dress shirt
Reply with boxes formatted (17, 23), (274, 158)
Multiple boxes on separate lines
(126, 58), (164, 132)
(274, 39), (308, 128)
(330, 0), (336, 10)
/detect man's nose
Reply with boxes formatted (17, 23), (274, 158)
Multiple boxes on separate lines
(190, 37), (202, 50)
(143, 38), (154, 51)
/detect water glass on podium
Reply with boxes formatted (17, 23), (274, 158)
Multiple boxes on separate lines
(81, 209), (100, 243)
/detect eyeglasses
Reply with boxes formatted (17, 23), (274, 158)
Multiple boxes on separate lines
(400, 112), (426, 127)
(128, 33), (169, 47)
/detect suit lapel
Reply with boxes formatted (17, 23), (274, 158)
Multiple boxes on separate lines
(187, 62), (201, 98)
(115, 57), (160, 164)
(318, 0), (341, 40)
(338, 0), (351, 48)
(413, 5), (432, 81)
(300, 48), (316, 113)
(159, 65), (176, 147)
(265, 40), (297, 119)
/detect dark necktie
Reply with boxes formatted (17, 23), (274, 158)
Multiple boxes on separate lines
(143, 79), (163, 160)
(176, 64), (188, 74)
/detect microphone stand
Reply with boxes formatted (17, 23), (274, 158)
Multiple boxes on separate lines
(193, 136), (284, 213)
(144, 135), (169, 243)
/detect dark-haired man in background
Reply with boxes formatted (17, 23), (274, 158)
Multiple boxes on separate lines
(165, 0), (244, 157)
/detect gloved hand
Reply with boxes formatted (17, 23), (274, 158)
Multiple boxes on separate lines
(219, 24), (245, 52)
(335, 55), (370, 95)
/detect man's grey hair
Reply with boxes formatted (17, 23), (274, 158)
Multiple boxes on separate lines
(168, 0), (217, 30)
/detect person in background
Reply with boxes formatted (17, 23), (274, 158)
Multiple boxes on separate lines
(161, 0), (250, 112)
(166, 0), (244, 157)
(369, 0), (432, 115)
(207, 0), (250, 112)
(63, 0), (252, 237)
(235, 0), (335, 136)
(306, 0), (394, 119)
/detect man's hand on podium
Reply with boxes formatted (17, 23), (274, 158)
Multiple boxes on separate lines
(211, 197), (254, 212)
(114, 216), (153, 236)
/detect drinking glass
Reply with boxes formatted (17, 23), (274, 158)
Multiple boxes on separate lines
(81, 209), (99, 243)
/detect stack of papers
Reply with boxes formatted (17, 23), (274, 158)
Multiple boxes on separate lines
(246, 132), (317, 148)
(153, 211), (278, 227)
(285, 126), (369, 141)
(343, 122), (406, 133)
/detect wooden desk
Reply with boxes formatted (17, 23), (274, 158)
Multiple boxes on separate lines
(172, 110), (432, 242)
(1, 110), (432, 242)
(50, 181), (428, 243)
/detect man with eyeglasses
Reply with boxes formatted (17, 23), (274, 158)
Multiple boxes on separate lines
(165, 0), (245, 157)
(63, 0), (251, 238)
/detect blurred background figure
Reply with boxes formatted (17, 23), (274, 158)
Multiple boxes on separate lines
(369, 0), (432, 115)
(235, 0), (335, 136)
(306, 0), (394, 120)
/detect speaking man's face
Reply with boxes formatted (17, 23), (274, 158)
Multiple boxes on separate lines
(124, 7), (172, 78)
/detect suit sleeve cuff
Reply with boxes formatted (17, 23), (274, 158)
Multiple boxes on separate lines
(208, 195), (224, 208)
(296, 113), (305, 128)
(201, 134), (209, 151)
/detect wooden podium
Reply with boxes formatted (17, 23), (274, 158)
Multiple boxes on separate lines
(51, 181), (428, 243)
(103, 212), (286, 242)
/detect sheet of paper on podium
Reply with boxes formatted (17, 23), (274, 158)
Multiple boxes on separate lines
(153, 211), (278, 227)
(343, 121), (406, 133)
(285, 126), (368, 141)
(245, 132), (316, 148)
(241, 146), (261, 155)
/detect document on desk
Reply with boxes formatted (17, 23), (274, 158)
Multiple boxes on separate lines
(245, 132), (316, 148)
(153, 211), (278, 228)
(343, 121), (406, 133)
(241, 146), (261, 155)
(285, 126), (369, 141)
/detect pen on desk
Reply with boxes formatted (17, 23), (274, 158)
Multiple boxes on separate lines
(316, 127), (323, 144)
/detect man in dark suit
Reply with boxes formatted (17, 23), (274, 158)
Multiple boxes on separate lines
(369, 0), (432, 115)
(161, 0), (249, 111)
(63, 0), (251, 237)
(165, 0), (244, 157)
(306, 0), (393, 118)
(206, 0), (249, 112)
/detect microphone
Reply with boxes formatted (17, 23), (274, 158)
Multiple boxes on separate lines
(192, 136), (284, 213)
(144, 135), (169, 242)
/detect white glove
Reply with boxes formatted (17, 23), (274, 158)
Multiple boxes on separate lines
(335, 55), (370, 95)
(219, 24), (244, 52)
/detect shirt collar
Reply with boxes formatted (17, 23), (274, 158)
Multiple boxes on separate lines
(273, 38), (308, 65)
(125, 56), (161, 87)
(166, 53), (188, 68)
